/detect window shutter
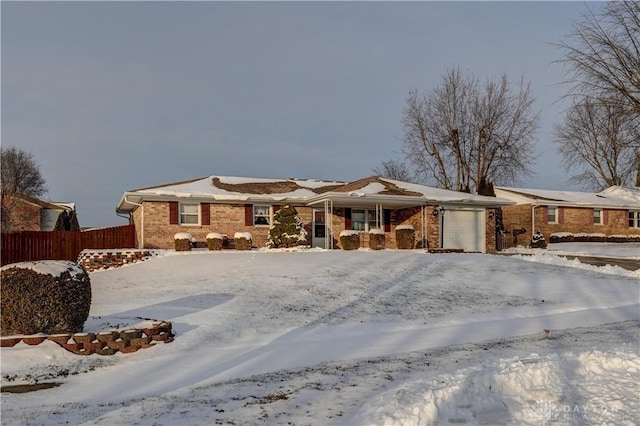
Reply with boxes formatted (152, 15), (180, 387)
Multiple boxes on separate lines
(273, 205), (281, 214)
(590, 209), (595, 225)
(244, 204), (253, 226)
(201, 203), (211, 226)
(344, 208), (352, 230)
(384, 209), (391, 232)
(626, 210), (630, 228)
(169, 202), (179, 225)
(558, 207), (564, 224)
(603, 210), (609, 225)
(543, 206), (549, 222)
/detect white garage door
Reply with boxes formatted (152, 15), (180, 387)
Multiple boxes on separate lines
(442, 209), (485, 253)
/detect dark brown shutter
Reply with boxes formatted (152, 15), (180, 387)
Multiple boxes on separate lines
(273, 205), (281, 214)
(626, 210), (630, 228)
(344, 208), (351, 230)
(201, 203), (210, 226)
(558, 207), (564, 224)
(245, 204), (253, 226)
(603, 209), (608, 225)
(590, 209), (595, 225)
(384, 209), (391, 232)
(543, 206), (549, 222)
(169, 202), (179, 224)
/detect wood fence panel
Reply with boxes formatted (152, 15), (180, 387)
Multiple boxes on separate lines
(1, 225), (136, 266)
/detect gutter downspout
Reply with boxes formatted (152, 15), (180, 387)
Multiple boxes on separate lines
(531, 203), (540, 240)
(124, 197), (144, 249)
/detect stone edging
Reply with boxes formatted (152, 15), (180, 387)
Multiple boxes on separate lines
(0, 321), (174, 356)
(77, 249), (159, 272)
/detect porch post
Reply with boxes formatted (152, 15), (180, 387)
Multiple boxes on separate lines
(421, 204), (425, 249)
(324, 199), (334, 250)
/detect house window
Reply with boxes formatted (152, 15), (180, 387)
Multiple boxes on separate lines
(547, 206), (558, 224)
(629, 211), (640, 228)
(180, 203), (199, 225)
(593, 208), (602, 225)
(254, 205), (271, 226)
(351, 209), (378, 232)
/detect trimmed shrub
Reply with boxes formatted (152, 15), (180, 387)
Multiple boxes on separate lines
(396, 225), (415, 249)
(369, 229), (385, 250)
(234, 232), (253, 250)
(573, 233), (606, 242)
(607, 235), (630, 243)
(549, 232), (574, 243)
(174, 233), (193, 251)
(206, 233), (224, 251)
(1, 261), (91, 335)
(267, 205), (309, 248)
(339, 230), (360, 250)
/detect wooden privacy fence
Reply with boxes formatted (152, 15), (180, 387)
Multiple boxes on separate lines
(1, 225), (136, 266)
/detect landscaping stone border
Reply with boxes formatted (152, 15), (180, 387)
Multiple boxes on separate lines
(78, 249), (158, 272)
(0, 321), (174, 356)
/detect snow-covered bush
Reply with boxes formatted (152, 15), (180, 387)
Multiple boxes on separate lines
(267, 205), (308, 248)
(369, 228), (385, 250)
(395, 224), (415, 249)
(206, 233), (224, 251)
(549, 232), (574, 243)
(573, 233), (606, 243)
(174, 232), (193, 251)
(234, 232), (253, 251)
(530, 230), (547, 249)
(0, 261), (91, 335)
(339, 230), (360, 250)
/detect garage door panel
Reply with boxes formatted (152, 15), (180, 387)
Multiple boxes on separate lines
(442, 210), (484, 252)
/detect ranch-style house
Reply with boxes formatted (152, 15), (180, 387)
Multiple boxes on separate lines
(494, 186), (640, 244)
(115, 175), (515, 252)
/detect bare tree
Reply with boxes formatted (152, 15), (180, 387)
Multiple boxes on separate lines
(555, 2), (640, 187)
(372, 158), (415, 182)
(1, 146), (48, 232)
(554, 96), (639, 190)
(402, 66), (539, 192)
(556, 2), (640, 113)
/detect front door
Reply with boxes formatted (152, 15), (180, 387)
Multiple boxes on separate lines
(312, 210), (326, 248)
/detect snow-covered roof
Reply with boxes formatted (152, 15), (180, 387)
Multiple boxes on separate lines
(307, 176), (513, 207)
(495, 186), (640, 208)
(116, 176), (346, 212)
(116, 175), (514, 213)
(599, 186), (640, 203)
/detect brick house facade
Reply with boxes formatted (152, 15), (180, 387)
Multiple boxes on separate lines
(1, 194), (78, 233)
(117, 176), (513, 253)
(495, 186), (640, 245)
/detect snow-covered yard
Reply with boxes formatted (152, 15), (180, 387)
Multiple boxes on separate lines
(1, 244), (639, 425)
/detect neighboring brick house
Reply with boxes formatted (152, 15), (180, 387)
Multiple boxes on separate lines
(115, 175), (514, 253)
(1, 194), (78, 233)
(494, 186), (640, 245)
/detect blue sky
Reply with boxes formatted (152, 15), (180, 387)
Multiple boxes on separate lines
(1, 2), (600, 227)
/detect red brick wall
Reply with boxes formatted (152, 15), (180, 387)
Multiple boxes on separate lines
(6, 199), (41, 231)
(501, 204), (640, 245)
(486, 209), (497, 254)
(134, 201), (313, 249)
(134, 202), (501, 251)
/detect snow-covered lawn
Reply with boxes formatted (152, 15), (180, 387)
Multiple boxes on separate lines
(1, 246), (639, 425)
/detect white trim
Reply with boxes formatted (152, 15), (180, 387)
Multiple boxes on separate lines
(179, 202), (200, 226)
(253, 205), (271, 226)
(593, 208), (602, 225)
(547, 206), (559, 224)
